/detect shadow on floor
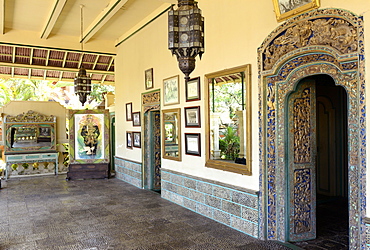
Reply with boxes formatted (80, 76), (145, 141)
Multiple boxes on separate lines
(292, 196), (349, 249)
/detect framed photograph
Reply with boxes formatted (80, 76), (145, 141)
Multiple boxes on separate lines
(132, 112), (141, 126)
(163, 75), (179, 106)
(184, 106), (201, 128)
(186, 77), (200, 102)
(68, 109), (110, 164)
(145, 68), (154, 90)
(126, 131), (133, 149)
(126, 102), (133, 121)
(133, 132), (141, 148)
(185, 133), (201, 156)
(272, 0), (320, 22)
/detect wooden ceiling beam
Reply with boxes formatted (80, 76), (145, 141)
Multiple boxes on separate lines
(41, 0), (67, 39)
(81, 0), (129, 43)
(0, 61), (114, 75)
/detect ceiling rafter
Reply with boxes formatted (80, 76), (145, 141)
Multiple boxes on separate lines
(92, 55), (99, 70)
(45, 50), (50, 66)
(62, 52), (67, 68)
(78, 53), (84, 69)
(81, 0), (129, 43)
(30, 48), (34, 65)
(12, 46), (16, 63)
(41, 0), (67, 39)
(0, 62), (114, 75)
(0, 43), (115, 83)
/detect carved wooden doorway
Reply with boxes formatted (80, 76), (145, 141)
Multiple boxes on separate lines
(143, 110), (161, 191)
(258, 9), (365, 248)
(142, 90), (161, 191)
(286, 75), (349, 243)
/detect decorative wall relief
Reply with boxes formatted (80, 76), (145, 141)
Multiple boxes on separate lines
(293, 88), (311, 164)
(258, 8), (365, 249)
(294, 168), (312, 234)
(263, 14), (358, 71)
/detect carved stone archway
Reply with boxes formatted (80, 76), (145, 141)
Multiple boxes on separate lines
(258, 8), (365, 248)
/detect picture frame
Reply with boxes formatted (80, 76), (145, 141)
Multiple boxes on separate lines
(68, 109), (110, 164)
(272, 0), (320, 22)
(133, 132), (141, 148)
(186, 77), (201, 102)
(132, 112), (141, 126)
(162, 108), (181, 161)
(185, 133), (201, 156)
(184, 106), (201, 128)
(126, 102), (133, 121)
(145, 68), (154, 90)
(163, 75), (179, 106)
(126, 131), (133, 149)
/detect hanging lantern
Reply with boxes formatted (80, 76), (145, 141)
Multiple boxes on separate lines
(74, 4), (91, 106)
(168, 0), (204, 81)
(74, 67), (91, 106)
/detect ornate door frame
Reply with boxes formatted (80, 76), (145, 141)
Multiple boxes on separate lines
(142, 90), (161, 190)
(258, 8), (366, 248)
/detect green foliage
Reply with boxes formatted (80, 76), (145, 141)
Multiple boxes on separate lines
(89, 83), (115, 104)
(211, 81), (243, 122)
(219, 126), (240, 160)
(0, 78), (115, 108)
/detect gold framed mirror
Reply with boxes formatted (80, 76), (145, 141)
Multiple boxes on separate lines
(162, 108), (181, 161)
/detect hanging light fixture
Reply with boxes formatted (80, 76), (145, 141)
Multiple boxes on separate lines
(168, 0), (204, 82)
(74, 4), (91, 106)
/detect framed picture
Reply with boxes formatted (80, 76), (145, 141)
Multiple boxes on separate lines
(185, 133), (201, 156)
(162, 108), (181, 161)
(163, 75), (179, 106)
(184, 106), (201, 128)
(132, 112), (141, 126)
(186, 77), (200, 102)
(133, 132), (141, 148)
(272, 0), (320, 22)
(68, 109), (110, 164)
(126, 131), (133, 149)
(126, 102), (132, 121)
(145, 68), (154, 90)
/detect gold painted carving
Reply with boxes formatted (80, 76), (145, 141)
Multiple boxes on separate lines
(6, 110), (55, 123)
(294, 168), (312, 234)
(142, 91), (160, 105)
(264, 18), (357, 70)
(293, 88), (311, 164)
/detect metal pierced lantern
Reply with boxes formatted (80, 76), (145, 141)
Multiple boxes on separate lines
(74, 67), (91, 106)
(168, 0), (204, 81)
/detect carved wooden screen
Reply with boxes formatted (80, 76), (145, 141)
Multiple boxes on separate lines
(287, 79), (316, 242)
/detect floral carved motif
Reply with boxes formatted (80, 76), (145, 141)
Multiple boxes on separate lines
(294, 168), (311, 234)
(293, 88), (311, 164)
(6, 110), (55, 123)
(263, 18), (357, 70)
(142, 91), (160, 105)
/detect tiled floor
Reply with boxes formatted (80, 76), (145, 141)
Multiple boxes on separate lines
(0, 174), (294, 250)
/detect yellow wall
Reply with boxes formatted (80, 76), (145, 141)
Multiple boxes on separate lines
(115, 1), (370, 199)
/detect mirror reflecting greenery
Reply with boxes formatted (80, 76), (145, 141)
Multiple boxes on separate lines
(162, 108), (181, 161)
(206, 65), (251, 175)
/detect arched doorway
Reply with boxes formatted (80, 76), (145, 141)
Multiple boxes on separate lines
(286, 75), (349, 246)
(142, 90), (161, 192)
(258, 8), (365, 248)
